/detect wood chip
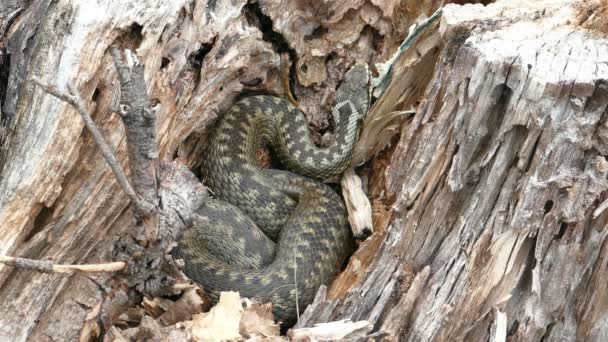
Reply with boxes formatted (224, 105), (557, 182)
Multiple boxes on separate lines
(288, 319), (373, 341)
(341, 167), (373, 238)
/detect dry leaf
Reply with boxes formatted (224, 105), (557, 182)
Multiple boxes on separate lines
(159, 287), (207, 326)
(240, 300), (281, 339)
(192, 291), (242, 342)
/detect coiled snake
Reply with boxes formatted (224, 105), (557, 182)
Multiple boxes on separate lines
(174, 64), (369, 325)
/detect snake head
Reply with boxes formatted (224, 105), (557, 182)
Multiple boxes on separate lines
(333, 63), (370, 123)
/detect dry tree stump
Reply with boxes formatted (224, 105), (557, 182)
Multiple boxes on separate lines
(300, 1), (608, 341)
(0, 0), (606, 341)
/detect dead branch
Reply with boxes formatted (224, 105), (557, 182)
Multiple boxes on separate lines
(109, 46), (160, 242)
(109, 47), (159, 213)
(30, 76), (154, 216)
(0, 255), (126, 273)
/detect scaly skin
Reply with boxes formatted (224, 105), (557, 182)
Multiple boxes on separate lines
(173, 64), (369, 326)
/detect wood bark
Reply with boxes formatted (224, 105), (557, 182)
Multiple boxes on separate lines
(0, 0), (602, 341)
(301, 1), (608, 341)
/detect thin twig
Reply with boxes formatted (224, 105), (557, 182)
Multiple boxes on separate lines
(0, 255), (126, 273)
(30, 76), (154, 216)
(593, 198), (608, 218)
(171, 283), (196, 291)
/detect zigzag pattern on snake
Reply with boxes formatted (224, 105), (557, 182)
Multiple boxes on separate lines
(173, 64), (369, 326)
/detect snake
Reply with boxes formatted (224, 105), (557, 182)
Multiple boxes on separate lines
(173, 63), (369, 326)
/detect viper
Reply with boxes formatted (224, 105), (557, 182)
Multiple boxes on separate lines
(173, 63), (369, 326)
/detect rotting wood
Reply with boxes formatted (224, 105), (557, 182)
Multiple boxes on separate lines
(300, 1), (608, 341)
(2, 0), (418, 337)
(0, 0), (597, 340)
(379, 265), (430, 339)
(0, 0), (280, 339)
(158, 287), (209, 326)
(21, 48), (179, 338)
(352, 9), (442, 166)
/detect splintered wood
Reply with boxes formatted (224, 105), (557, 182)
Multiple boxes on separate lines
(0, 0), (439, 338)
(341, 168), (373, 238)
(1, 0), (606, 340)
(300, 1), (608, 341)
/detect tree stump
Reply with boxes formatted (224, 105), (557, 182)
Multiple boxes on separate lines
(0, 0), (605, 341)
(301, 1), (608, 341)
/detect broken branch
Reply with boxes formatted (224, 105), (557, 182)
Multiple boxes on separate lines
(30, 76), (154, 216)
(109, 47), (160, 210)
(0, 255), (126, 273)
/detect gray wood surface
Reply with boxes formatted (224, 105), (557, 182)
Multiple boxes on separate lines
(0, 0), (601, 340)
(299, 1), (608, 341)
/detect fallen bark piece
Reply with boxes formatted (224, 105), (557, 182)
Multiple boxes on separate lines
(78, 302), (102, 342)
(288, 319), (373, 341)
(104, 326), (129, 342)
(492, 307), (507, 342)
(127, 315), (191, 341)
(142, 297), (172, 319)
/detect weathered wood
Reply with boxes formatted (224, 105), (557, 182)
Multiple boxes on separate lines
(2, 0), (444, 337)
(353, 9), (442, 166)
(341, 167), (373, 238)
(29, 76), (150, 215)
(109, 47), (159, 221)
(300, 1), (608, 341)
(158, 287), (208, 326)
(0, 0), (576, 340)
(288, 319), (374, 341)
(379, 265), (430, 338)
(0, 0), (279, 339)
